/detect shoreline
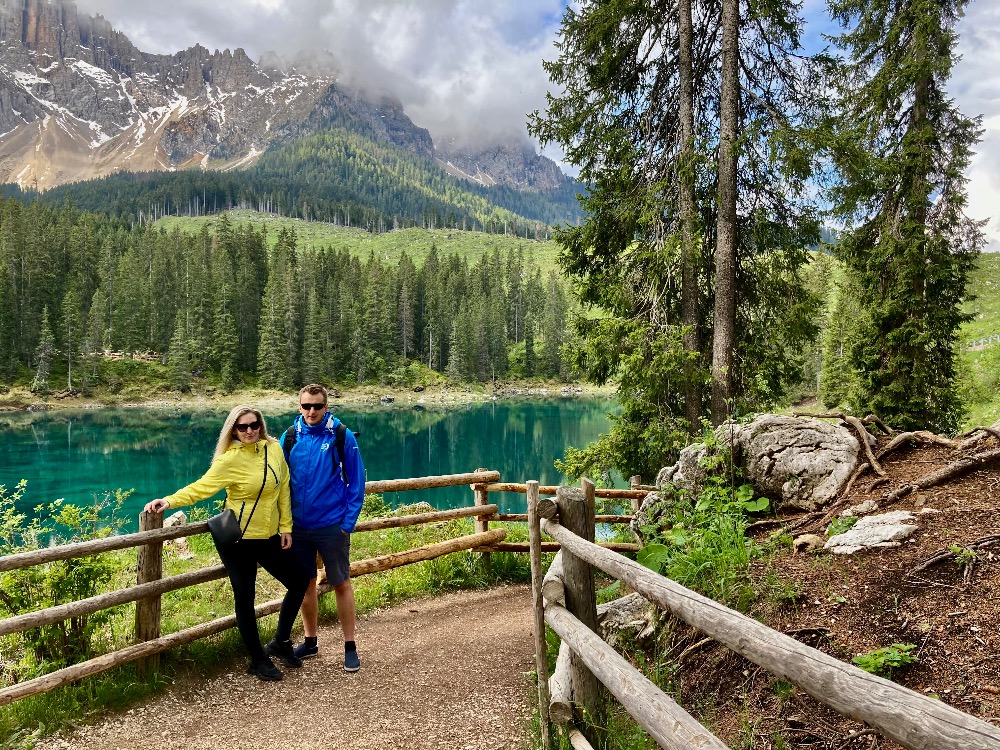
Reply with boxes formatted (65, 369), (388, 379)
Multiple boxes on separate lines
(0, 381), (618, 414)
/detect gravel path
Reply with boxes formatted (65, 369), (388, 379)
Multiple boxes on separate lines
(35, 585), (537, 750)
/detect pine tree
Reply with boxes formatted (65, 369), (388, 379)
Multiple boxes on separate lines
(212, 295), (239, 393)
(301, 289), (326, 385)
(0, 265), (16, 378)
(530, 0), (822, 477)
(524, 312), (536, 377)
(31, 307), (54, 395)
(257, 283), (288, 389)
(445, 320), (463, 382)
(60, 289), (82, 391)
(829, 0), (983, 431)
(168, 313), (192, 392)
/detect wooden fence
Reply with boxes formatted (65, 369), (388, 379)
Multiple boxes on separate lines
(0, 470), (644, 708)
(526, 481), (1000, 750)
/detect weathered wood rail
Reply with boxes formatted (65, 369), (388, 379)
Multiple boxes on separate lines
(0, 468), (639, 708)
(527, 482), (1000, 750)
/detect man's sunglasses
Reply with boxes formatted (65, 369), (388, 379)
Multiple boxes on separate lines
(300, 403), (326, 411)
(235, 420), (261, 433)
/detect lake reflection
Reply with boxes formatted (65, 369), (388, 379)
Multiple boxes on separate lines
(0, 399), (617, 530)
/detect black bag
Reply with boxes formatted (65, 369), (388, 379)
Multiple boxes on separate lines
(207, 508), (241, 545)
(208, 444), (269, 548)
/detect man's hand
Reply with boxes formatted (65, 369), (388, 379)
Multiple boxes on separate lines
(144, 499), (169, 514)
(280, 532), (293, 549)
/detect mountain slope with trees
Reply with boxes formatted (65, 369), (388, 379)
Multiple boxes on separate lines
(5, 127), (581, 236)
(0, 198), (577, 396)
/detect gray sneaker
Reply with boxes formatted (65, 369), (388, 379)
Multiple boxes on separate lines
(344, 649), (360, 672)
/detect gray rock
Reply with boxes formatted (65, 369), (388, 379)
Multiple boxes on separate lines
(650, 414), (861, 514)
(722, 416), (860, 512)
(842, 499), (879, 517)
(824, 511), (918, 555)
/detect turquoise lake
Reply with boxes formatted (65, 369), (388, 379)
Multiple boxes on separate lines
(0, 399), (618, 531)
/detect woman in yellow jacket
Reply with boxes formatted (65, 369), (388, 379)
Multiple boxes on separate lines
(144, 405), (309, 682)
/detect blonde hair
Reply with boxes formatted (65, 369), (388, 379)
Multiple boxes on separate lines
(213, 405), (276, 460)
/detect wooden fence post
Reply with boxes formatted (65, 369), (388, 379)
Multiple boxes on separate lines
(628, 475), (642, 515)
(473, 467), (491, 573)
(135, 510), (163, 675)
(555, 482), (603, 742)
(527, 481), (553, 750)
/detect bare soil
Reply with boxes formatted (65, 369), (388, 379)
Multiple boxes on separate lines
(33, 585), (536, 750)
(672, 432), (1000, 749)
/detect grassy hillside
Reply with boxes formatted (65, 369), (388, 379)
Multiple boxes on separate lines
(959, 252), (1000, 426)
(155, 210), (563, 274)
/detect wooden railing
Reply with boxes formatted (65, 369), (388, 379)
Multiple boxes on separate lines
(0, 469), (642, 708)
(526, 482), (1000, 750)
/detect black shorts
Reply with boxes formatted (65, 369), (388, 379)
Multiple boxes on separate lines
(292, 523), (351, 586)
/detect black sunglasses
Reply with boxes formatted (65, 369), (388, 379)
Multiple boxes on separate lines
(300, 403), (326, 411)
(235, 420), (261, 433)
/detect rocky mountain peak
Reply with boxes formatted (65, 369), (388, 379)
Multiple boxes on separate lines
(0, 0), (568, 196)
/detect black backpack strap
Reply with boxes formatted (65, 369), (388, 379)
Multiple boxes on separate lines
(334, 422), (347, 484)
(282, 426), (296, 465)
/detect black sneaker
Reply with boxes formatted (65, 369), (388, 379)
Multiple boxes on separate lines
(248, 657), (283, 682)
(294, 641), (319, 659)
(344, 649), (361, 672)
(265, 638), (303, 668)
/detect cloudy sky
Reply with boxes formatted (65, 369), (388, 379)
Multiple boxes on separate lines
(74, 0), (1000, 246)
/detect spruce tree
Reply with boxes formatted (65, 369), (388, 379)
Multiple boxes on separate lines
(446, 320), (463, 382)
(212, 295), (239, 393)
(61, 289), (81, 391)
(301, 289), (326, 385)
(31, 307), (54, 395)
(168, 313), (192, 393)
(531, 0), (822, 477)
(829, 0), (983, 431)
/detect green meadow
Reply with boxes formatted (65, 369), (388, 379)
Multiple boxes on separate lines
(155, 211), (562, 275)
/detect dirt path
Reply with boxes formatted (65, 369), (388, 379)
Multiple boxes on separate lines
(35, 585), (537, 750)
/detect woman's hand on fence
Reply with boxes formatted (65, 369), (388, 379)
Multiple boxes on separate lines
(143, 499), (169, 514)
(280, 532), (292, 549)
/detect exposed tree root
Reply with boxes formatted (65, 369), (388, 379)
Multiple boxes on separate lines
(908, 535), (1000, 576)
(887, 448), (1000, 502)
(958, 422), (1000, 451)
(875, 430), (960, 461)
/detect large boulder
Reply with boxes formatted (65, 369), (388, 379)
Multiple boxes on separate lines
(651, 414), (862, 514)
(724, 415), (862, 512)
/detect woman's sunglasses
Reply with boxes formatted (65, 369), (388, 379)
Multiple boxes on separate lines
(235, 420), (261, 433)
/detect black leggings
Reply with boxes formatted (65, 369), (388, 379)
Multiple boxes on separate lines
(216, 535), (310, 661)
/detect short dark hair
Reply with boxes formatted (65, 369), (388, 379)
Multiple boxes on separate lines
(299, 383), (328, 402)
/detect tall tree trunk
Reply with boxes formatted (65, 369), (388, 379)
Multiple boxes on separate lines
(679, 0), (701, 434)
(712, 0), (739, 425)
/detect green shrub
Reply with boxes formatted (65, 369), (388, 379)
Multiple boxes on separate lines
(852, 643), (917, 677)
(826, 516), (858, 537)
(0, 484), (132, 675)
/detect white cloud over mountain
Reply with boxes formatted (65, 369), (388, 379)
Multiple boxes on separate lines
(75, 0), (998, 246)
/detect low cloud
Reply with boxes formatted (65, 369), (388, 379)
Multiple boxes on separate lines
(73, 0), (999, 220)
(75, 0), (565, 152)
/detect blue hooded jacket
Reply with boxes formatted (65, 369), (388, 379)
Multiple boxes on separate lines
(284, 413), (365, 532)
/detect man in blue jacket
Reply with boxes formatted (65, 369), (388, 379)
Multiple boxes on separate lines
(281, 383), (365, 672)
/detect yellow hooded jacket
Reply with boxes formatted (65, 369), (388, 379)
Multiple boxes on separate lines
(163, 438), (291, 539)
